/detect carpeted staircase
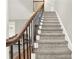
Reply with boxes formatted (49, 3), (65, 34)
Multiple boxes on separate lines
(34, 12), (72, 59)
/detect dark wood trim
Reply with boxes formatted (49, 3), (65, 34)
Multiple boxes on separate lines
(33, 1), (44, 2)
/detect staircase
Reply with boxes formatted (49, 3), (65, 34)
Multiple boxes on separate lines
(34, 12), (72, 59)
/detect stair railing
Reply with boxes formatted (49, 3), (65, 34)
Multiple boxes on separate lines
(6, 3), (44, 59)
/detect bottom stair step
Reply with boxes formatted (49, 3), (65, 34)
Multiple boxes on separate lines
(34, 47), (71, 55)
(38, 43), (68, 49)
(36, 54), (71, 59)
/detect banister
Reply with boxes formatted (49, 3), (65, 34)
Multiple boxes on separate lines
(6, 3), (44, 47)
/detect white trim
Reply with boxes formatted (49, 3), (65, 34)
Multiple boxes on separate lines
(6, 47), (10, 59)
(39, 25), (42, 29)
(40, 22), (43, 25)
(31, 53), (35, 59)
(41, 20), (44, 22)
(38, 30), (41, 34)
(36, 35), (40, 40)
(55, 11), (72, 50)
(34, 43), (38, 48)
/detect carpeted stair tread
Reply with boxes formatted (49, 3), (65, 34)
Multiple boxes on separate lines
(36, 54), (71, 59)
(34, 47), (71, 55)
(36, 39), (67, 44)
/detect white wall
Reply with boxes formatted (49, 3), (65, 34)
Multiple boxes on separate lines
(54, 0), (72, 41)
(7, 0), (33, 36)
(45, 0), (55, 11)
(6, 47), (10, 59)
(7, 1), (33, 58)
(8, 0), (33, 20)
(9, 19), (28, 33)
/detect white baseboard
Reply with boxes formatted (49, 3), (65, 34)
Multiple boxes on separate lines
(31, 53), (35, 59)
(55, 11), (72, 50)
(6, 47), (10, 59)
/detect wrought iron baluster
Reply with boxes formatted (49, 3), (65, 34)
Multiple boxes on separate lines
(29, 24), (31, 59)
(18, 40), (21, 59)
(10, 45), (13, 59)
(23, 34), (25, 59)
(26, 28), (29, 59)
(31, 21), (33, 51)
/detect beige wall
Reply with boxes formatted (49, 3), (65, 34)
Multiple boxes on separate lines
(54, 0), (72, 41)
(8, 0), (33, 20)
(6, 47), (10, 59)
(45, 0), (55, 11)
(7, 0), (33, 37)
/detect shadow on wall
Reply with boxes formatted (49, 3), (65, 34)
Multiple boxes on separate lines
(19, 0), (33, 12)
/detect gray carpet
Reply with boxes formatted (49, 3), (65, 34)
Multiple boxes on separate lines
(34, 12), (72, 59)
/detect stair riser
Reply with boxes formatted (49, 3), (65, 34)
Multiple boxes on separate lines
(41, 33), (64, 35)
(42, 23), (60, 25)
(35, 51), (71, 55)
(44, 13), (56, 15)
(41, 28), (62, 31)
(34, 48), (71, 55)
(40, 37), (65, 40)
(40, 35), (65, 38)
(40, 36), (65, 39)
(44, 15), (57, 17)
(38, 44), (68, 49)
(40, 38), (65, 40)
(43, 15), (57, 17)
(43, 18), (58, 20)
(42, 24), (61, 25)
(42, 25), (61, 27)
(44, 12), (56, 14)
(43, 13), (57, 17)
(43, 21), (60, 23)
(42, 21), (59, 23)
(36, 55), (71, 59)
(41, 30), (62, 33)
(41, 20), (59, 23)
(41, 26), (62, 29)
(42, 26), (61, 30)
(42, 18), (59, 20)
(43, 17), (58, 18)
(40, 27), (61, 29)
(37, 41), (67, 44)
(41, 21), (60, 24)
(43, 20), (59, 22)
(40, 33), (64, 35)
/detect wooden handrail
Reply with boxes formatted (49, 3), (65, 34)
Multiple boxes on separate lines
(6, 34), (17, 40)
(6, 3), (44, 47)
(33, 0), (44, 2)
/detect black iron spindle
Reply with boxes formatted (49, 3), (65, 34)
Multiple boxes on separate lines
(26, 29), (29, 59)
(31, 22), (33, 48)
(10, 45), (13, 59)
(23, 34), (25, 59)
(18, 40), (21, 59)
(29, 24), (31, 59)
